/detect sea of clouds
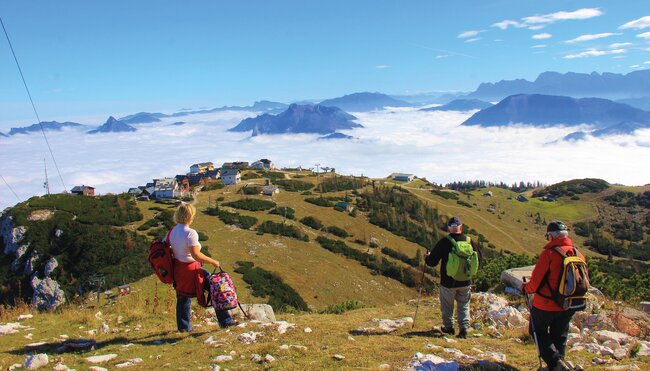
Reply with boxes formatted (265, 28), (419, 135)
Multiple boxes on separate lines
(1, 107), (649, 211)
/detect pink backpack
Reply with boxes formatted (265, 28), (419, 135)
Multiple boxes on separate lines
(209, 268), (248, 316)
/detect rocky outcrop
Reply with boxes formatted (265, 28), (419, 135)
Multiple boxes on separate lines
(44, 257), (59, 277)
(31, 277), (65, 311)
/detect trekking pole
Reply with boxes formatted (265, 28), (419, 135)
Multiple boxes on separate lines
(523, 277), (544, 371)
(412, 262), (427, 328)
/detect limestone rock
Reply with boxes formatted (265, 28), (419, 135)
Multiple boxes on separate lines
(86, 354), (118, 363)
(594, 330), (630, 345)
(212, 355), (233, 363)
(88, 367), (108, 371)
(32, 277), (66, 311)
(478, 351), (506, 363)
(44, 257), (59, 276)
(304, 327), (312, 333)
(115, 358), (143, 368)
(353, 317), (413, 334)
(24, 353), (49, 370)
(17, 314), (33, 321)
(408, 353), (459, 371)
(333, 354), (345, 361)
(500, 265), (534, 292)
(0, 322), (28, 335)
(237, 331), (263, 344)
(637, 340), (650, 357)
(237, 303), (276, 323)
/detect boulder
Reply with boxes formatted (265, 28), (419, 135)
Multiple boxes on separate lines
(236, 304), (276, 323)
(237, 331), (263, 344)
(594, 330), (630, 345)
(637, 340), (650, 357)
(354, 317), (414, 334)
(212, 355), (233, 363)
(500, 265), (534, 292)
(572, 312), (615, 331)
(490, 306), (528, 329)
(24, 353), (49, 370)
(115, 358), (143, 368)
(32, 277), (66, 311)
(0, 322), (28, 335)
(408, 353), (459, 371)
(44, 257), (59, 276)
(85, 354), (117, 363)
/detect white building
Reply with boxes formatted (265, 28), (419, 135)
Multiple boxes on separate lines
(221, 169), (241, 185)
(153, 178), (180, 199)
(251, 158), (276, 171)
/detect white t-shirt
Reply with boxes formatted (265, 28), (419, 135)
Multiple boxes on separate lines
(166, 224), (202, 263)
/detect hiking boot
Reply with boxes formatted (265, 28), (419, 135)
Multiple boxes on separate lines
(440, 326), (454, 335)
(457, 328), (467, 339)
(551, 360), (571, 371)
(220, 320), (240, 328)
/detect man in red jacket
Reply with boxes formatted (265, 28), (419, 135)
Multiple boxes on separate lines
(523, 221), (584, 371)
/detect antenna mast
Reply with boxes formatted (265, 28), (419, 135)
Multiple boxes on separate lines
(43, 158), (50, 195)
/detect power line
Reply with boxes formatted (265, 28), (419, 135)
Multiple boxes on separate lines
(0, 173), (21, 203)
(1, 16), (67, 193)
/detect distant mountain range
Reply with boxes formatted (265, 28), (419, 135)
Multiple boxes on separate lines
(88, 116), (137, 134)
(462, 94), (650, 132)
(229, 104), (362, 136)
(318, 132), (353, 140)
(467, 69), (650, 101)
(119, 112), (163, 124)
(5, 121), (83, 136)
(563, 121), (649, 142)
(319, 92), (412, 112)
(420, 99), (493, 112)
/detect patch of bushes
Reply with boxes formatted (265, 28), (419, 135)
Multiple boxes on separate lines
(431, 190), (459, 200)
(197, 231), (209, 241)
(319, 300), (364, 314)
(274, 179), (314, 192)
(318, 176), (366, 193)
(137, 209), (174, 231)
(325, 225), (349, 238)
(532, 178), (609, 199)
(262, 171), (286, 181)
(305, 197), (334, 207)
(203, 182), (225, 191)
(257, 221), (309, 241)
(241, 186), (262, 195)
(234, 261), (309, 312)
(269, 207), (295, 220)
(456, 200), (472, 208)
(381, 247), (422, 268)
(205, 206), (258, 230)
(473, 252), (537, 291)
(300, 216), (323, 230)
(225, 198), (276, 211)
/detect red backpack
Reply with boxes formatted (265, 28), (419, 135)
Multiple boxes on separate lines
(148, 230), (174, 284)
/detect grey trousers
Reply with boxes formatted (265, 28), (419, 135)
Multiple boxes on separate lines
(439, 285), (471, 330)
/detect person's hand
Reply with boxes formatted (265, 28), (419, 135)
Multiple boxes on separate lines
(213, 260), (221, 268)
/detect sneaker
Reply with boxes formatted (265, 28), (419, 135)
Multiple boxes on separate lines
(221, 320), (240, 328)
(440, 326), (454, 335)
(457, 328), (467, 339)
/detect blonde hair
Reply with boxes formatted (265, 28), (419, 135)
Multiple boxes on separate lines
(174, 203), (196, 225)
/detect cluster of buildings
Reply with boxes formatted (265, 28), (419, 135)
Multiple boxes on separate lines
(126, 159), (276, 201)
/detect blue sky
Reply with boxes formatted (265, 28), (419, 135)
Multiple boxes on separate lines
(1, 0), (650, 124)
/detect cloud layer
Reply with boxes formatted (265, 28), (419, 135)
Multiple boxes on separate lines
(1, 108), (648, 210)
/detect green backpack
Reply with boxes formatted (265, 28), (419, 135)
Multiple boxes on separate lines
(445, 236), (479, 281)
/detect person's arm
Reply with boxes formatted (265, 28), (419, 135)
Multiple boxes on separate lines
(190, 245), (220, 268)
(425, 238), (447, 267)
(524, 251), (550, 294)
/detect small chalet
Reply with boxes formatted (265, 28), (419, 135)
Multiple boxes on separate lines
(393, 173), (415, 183)
(221, 169), (241, 185)
(251, 159), (276, 171)
(516, 194), (529, 202)
(190, 162), (214, 174)
(70, 185), (95, 196)
(187, 173), (210, 186)
(153, 178), (180, 199)
(262, 185), (280, 195)
(204, 168), (221, 179)
(128, 187), (143, 197)
(335, 201), (354, 212)
(175, 175), (190, 194)
(222, 161), (249, 170)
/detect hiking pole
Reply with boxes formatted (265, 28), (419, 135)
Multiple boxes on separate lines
(523, 276), (544, 371)
(412, 262), (427, 328)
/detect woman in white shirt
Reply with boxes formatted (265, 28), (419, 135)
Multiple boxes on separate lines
(169, 203), (235, 331)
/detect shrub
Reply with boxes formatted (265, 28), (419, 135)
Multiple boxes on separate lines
(242, 186), (262, 195)
(319, 300), (364, 314)
(225, 198), (276, 211)
(325, 225), (349, 238)
(318, 176), (366, 192)
(305, 197), (334, 207)
(456, 200), (472, 208)
(274, 179), (314, 192)
(300, 216), (323, 230)
(257, 221), (309, 241)
(203, 182), (225, 191)
(234, 261), (309, 312)
(262, 171), (286, 181)
(431, 190), (459, 200)
(197, 231), (209, 241)
(269, 206), (295, 220)
(205, 207), (257, 229)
